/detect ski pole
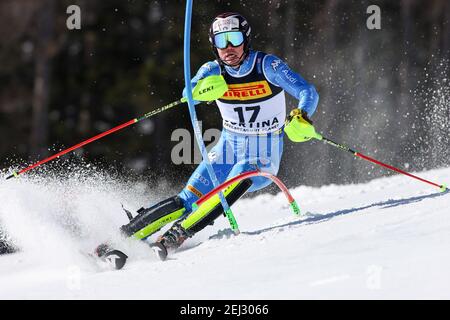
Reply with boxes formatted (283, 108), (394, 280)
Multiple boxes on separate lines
(286, 116), (447, 192)
(317, 135), (447, 192)
(5, 75), (228, 180)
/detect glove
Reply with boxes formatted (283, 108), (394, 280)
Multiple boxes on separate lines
(182, 87), (201, 105)
(284, 109), (318, 142)
(300, 110), (313, 125)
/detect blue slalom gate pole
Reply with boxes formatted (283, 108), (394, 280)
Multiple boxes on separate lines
(183, 0), (240, 234)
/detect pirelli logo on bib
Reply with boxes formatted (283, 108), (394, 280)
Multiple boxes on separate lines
(221, 81), (272, 101)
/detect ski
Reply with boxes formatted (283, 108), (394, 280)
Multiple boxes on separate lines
(94, 243), (128, 270)
(149, 242), (168, 261)
(90, 241), (167, 270)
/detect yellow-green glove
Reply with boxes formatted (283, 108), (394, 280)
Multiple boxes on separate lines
(284, 109), (320, 142)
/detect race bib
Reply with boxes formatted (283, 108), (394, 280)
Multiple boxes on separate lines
(216, 91), (286, 134)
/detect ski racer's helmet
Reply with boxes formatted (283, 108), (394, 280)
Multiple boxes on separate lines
(208, 12), (251, 65)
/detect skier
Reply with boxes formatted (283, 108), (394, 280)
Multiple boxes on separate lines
(98, 12), (319, 261)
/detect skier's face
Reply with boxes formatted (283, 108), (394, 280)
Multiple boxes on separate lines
(217, 43), (245, 67)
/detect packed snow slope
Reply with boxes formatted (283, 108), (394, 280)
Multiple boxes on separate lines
(0, 167), (449, 299)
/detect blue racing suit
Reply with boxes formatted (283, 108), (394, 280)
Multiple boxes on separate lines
(178, 50), (319, 213)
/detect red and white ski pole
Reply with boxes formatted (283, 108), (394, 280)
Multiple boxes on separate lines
(288, 117), (447, 192)
(4, 75), (228, 180)
(318, 136), (447, 192)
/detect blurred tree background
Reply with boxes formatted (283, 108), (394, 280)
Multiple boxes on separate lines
(0, 0), (449, 192)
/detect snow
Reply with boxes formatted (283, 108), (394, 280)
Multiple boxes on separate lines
(0, 167), (449, 299)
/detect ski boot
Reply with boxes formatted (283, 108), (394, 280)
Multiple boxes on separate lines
(150, 222), (192, 261)
(149, 179), (253, 261)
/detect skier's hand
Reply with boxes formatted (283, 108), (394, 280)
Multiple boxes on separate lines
(182, 87), (201, 105)
(300, 110), (313, 125)
(284, 109), (316, 143)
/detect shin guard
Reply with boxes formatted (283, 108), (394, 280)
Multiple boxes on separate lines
(120, 196), (186, 240)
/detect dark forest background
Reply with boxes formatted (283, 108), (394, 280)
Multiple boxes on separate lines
(0, 0), (449, 193)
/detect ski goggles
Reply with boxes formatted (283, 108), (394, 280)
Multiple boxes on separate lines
(213, 31), (244, 49)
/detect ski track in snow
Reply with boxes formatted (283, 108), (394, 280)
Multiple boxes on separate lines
(0, 167), (449, 299)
